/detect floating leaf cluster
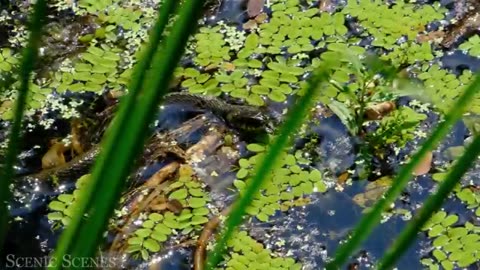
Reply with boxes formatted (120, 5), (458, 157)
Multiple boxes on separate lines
(233, 144), (326, 222)
(0, 48), (19, 72)
(47, 174), (90, 228)
(221, 230), (302, 270)
(193, 26), (232, 67)
(342, 0), (445, 50)
(421, 211), (480, 269)
(432, 171), (480, 217)
(49, 44), (123, 93)
(459, 35), (480, 57)
(176, 67), (221, 96)
(381, 41), (437, 67)
(418, 64), (480, 114)
(126, 166), (211, 260)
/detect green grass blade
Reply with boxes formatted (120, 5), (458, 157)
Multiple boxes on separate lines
(50, 1), (178, 264)
(326, 73), (480, 269)
(0, 0), (47, 248)
(49, 1), (204, 268)
(205, 65), (333, 270)
(378, 135), (480, 270)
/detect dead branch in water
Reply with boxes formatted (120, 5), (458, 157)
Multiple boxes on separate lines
(194, 206), (232, 270)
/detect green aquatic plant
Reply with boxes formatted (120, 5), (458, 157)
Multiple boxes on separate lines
(342, 0), (445, 50)
(420, 212), (480, 269)
(432, 167), (480, 217)
(418, 64), (480, 114)
(219, 230), (302, 270)
(0, 48), (19, 72)
(233, 143), (326, 222)
(47, 174), (90, 228)
(126, 171), (211, 259)
(177, 67), (221, 96)
(459, 35), (480, 57)
(0, 0), (47, 247)
(381, 41), (438, 67)
(50, 1), (202, 267)
(193, 26), (231, 67)
(77, 0), (118, 14)
(205, 55), (336, 269)
(366, 106), (427, 156)
(328, 73), (480, 268)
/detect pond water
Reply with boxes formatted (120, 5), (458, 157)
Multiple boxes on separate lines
(1, 0), (480, 269)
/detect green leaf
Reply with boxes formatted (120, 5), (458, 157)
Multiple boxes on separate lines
(48, 201), (66, 212)
(247, 144), (265, 152)
(148, 213), (163, 222)
(191, 215), (209, 225)
(144, 238), (160, 252)
(169, 188), (188, 200)
(135, 228), (152, 238)
(143, 220), (155, 229)
(188, 197), (208, 208)
(154, 223), (172, 235)
(236, 168), (249, 179)
(127, 237), (143, 245)
(48, 212), (64, 221)
(442, 214), (458, 227)
(268, 91), (286, 102)
(150, 231), (168, 242)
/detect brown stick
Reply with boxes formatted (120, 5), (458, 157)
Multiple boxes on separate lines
(194, 206), (232, 270)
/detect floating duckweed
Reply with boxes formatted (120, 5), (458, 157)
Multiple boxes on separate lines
(343, 0), (445, 50)
(194, 26), (231, 67)
(126, 165), (211, 259)
(382, 41), (437, 67)
(0, 48), (19, 72)
(459, 35), (480, 57)
(221, 230), (301, 270)
(234, 145), (326, 221)
(47, 174), (90, 228)
(176, 67), (221, 96)
(418, 65), (480, 114)
(49, 44), (124, 94)
(421, 211), (480, 269)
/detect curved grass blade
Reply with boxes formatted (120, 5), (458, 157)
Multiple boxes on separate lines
(0, 0), (47, 248)
(378, 135), (480, 270)
(50, 1), (203, 267)
(205, 64), (334, 270)
(326, 73), (480, 269)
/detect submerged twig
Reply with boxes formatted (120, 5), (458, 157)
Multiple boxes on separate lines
(194, 206), (232, 270)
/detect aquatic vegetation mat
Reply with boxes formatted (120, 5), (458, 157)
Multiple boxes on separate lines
(2, 0), (480, 269)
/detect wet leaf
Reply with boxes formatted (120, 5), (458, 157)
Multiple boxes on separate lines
(247, 0), (265, 18)
(247, 144), (266, 152)
(154, 223), (171, 235)
(413, 151), (432, 176)
(150, 231), (167, 242)
(144, 238), (160, 252)
(135, 228), (152, 238)
(148, 213), (163, 222)
(169, 189), (188, 200)
(48, 201), (66, 212)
